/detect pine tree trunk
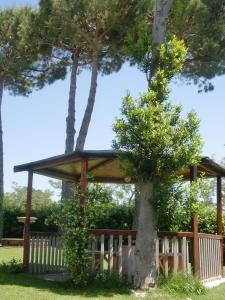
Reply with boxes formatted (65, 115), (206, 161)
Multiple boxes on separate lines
(0, 78), (4, 244)
(62, 50), (79, 199)
(149, 0), (173, 81)
(133, 182), (157, 289)
(75, 54), (98, 151)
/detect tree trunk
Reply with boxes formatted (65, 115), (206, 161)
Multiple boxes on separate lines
(133, 182), (157, 289)
(75, 54), (98, 151)
(0, 78), (4, 244)
(149, 0), (173, 81)
(133, 0), (173, 231)
(62, 50), (79, 199)
(132, 185), (140, 230)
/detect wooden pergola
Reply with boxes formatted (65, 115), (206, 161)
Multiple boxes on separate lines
(14, 150), (225, 272)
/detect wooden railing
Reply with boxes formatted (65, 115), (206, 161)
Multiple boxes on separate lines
(29, 232), (66, 274)
(157, 232), (190, 276)
(89, 229), (136, 281)
(198, 234), (223, 282)
(29, 230), (223, 282)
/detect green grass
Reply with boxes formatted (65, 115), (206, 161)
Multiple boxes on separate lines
(1, 272), (225, 300)
(1, 247), (225, 299)
(0, 246), (23, 263)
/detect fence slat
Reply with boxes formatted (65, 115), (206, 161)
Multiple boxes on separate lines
(108, 235), (113, 275)
(182, 237), (187, 273)
(47, 235), (51, 272)
(173, 237), (178, 273)
(100, 234), (104, 273)
(128, 235), (132, 282)
(35, 236), (39, 274)
(156, 238), (159, 275)
(118, 235), (123, 277)
(163, 237), (169, 277)
(43, 236), (47, 273)
(30, 236), (35, 273)
(54, 236), (57, 272)
(198, 236), (222, 282)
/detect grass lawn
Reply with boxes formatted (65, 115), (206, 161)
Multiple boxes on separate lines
(0, 246), (23, 263)
(1, 247), (225, 300)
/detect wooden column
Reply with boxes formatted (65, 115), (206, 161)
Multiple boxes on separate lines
(190, 165), (199, 276)
(193, 212), (199, 275)
(217, 176), (222, 235)
(217, 175), (223, 275)
(190, 165), (198, 182)
(23, 170), (33, 271)
(80, 159), (88, 213)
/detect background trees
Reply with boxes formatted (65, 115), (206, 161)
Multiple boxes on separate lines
(0, 7), (37, 243)
(125, 0), (225, 92)
(36, 0), (149, 197)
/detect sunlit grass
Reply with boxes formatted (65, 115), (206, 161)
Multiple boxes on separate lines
(0, 247), (225, 299)
(0, 246), (23, 263)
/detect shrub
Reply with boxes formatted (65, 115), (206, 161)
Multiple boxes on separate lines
(0, 258), (24, 273)
(158, 273), (206, 296)
(90, 272), (131, 289)
(58, 190), (93, 287)
(3, 203), (59, 237)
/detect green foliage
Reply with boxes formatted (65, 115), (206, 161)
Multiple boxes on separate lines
(56, 182), (134, 287)
(158, 272), (206, 296)
(3, 181), (134, 238)
(0, 7), (44, 95)
(88, 201), (133, 230)
(36, 0), (149, 81)
(125, 0), (225, 92)
(113, 94), (201, 181)
(4, 182), (54, 209)
(157, 176), (225, 236)
(88, 272), (131, 290)
(58, 188), (92, 287)
(0, 258), (24, 273)
(113, 36), (202, 228)
(170, 0), (225, 92)
(3, 184), (58, 237)
(113, 39), (202, 184)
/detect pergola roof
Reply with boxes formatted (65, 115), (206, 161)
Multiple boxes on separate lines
(14, 150), (225, 183)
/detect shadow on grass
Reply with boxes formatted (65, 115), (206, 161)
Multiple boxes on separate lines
(0, 272), (131, 298)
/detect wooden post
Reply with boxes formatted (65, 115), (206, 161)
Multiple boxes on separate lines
(190, 165), (197, 182)
(23, 170), (33, 271)
(217, 176), (223, 235)
(217, 175), (223, 275)
(193, 212), (199, 275)
(190, 166), (199, 276)
(80, 159), (88, 213)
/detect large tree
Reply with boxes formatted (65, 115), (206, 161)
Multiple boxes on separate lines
(36, 0), (149, 197)
(125, 0), (225, 91)
(0, 6), (65, 241)
(0, 7), (37, 243)
(113, 37), (202, 288)
(125, 0), (225, 228)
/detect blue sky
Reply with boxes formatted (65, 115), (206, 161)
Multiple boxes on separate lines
(1, 0), (225, 195)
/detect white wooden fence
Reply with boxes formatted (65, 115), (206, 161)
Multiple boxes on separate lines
(89, 229), (136, 281)
(157, 234), (190, 276)
(199, 234), (222, 282)
(29, 232), (66, 274)
(29, 230), (223, 283)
